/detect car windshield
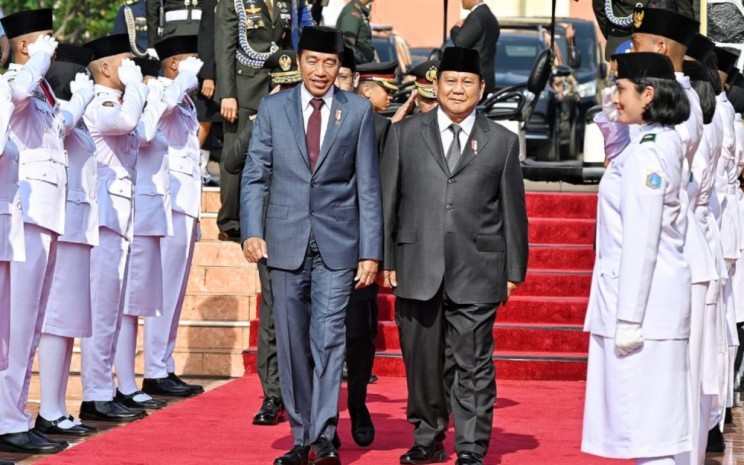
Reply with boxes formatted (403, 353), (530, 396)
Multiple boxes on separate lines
(494, 34), (542, 87)
(373, 37), (395, 62)
(571, 23), (598, 71)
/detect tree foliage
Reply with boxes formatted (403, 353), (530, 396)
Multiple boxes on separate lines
(2, 0), (120, 44)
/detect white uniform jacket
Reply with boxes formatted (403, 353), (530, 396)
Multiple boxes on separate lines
(157, 77), (201, 219)
(0, 99), (24, 263)
(84, 83), (148, 240)
(5, 57), (67, 236)
(585, 125), (691, 340)
(133, 96), (172, 237)
(713, 93), (741, 260)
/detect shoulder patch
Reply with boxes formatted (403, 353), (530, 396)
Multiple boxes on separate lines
(646, 171), (663, 190)
(102, 101), (116, 107)
(641, 133), (656, 144)
(351, 11), (360, 18)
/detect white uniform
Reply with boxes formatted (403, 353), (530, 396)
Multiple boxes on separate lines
(731, 114), (744, 324)
(0, 94), (22, 374)
(582, 125), (691, 459)
(144, 78), (201, 379)
(80, 82), (147, 402)
(0, 54), (69, 435)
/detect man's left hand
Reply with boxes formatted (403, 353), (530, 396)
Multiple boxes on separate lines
(507, 281), (518, 299)
(354, 260), (379, 289)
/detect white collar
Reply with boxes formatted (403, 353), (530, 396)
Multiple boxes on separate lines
(675, 72), (691, 89)
(8, 63), (22, 71)
(718, 92), (729, 103)
(301, 84), (334, 111)
(437, 107), (477, 136)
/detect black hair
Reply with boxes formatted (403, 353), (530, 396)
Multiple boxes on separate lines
(728, 85), (744, 114)
(689, 78), (717, 124)
(700, 51), (723, 94)
(633, 77), (691, 126)
(646, 0), (679, 12)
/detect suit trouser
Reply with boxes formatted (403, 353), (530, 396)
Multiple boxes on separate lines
(270, 235), (354, 446)
(396, 288), (498, 458)
(217, 109), (253, 233)
(80, 228), (130, 401)
(144, 212), (197, 378)
(256, 261), (281, 399)
(0, 224), (57, 434)
(0, 261), (9, 372)
(345, 286), (378, 418)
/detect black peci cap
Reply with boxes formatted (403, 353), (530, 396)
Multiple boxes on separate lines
(154, 35), (198, 61)
(357, 61), (399, 91)
(714, 46), (739, 75)
(408, 59), (439, 99)
(341, 45), (357, 73)
(686, 34), (715, 61)
(55, 43), (94, 67)
(84, 34), (132, 61)
(683, 59), (714, 84)
(612, 52), (676, 81)
(632, 7), (699, 48)
(133, 57), (161, 77)
(298, 26), (344, 55)
(263, 50), (301, 85)
(439, 47), (481, 78)
(0, 9), (54, 39)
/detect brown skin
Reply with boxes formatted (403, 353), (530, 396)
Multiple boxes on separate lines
(161, 52), (199, 80)
(631, 32), (686, 72)
(415, 93), (438, 113)
(9, 30), (54, 65)
(357, 80), (393, 112)
(612, 78), (655, 125)
(335, 66), (360, 92)
(244, 49), (377, 289)
(89, 52), (132, 91)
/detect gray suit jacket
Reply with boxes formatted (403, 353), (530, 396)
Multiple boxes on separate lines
(381, 110), (528, 304)
(241, 85), (383, 271)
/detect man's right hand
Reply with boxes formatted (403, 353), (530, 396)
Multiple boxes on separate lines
(27, 35), (58, 59)
(242, 237), (268, 263)
(221, 97), (238, 123)
(382, 270), (397, 289)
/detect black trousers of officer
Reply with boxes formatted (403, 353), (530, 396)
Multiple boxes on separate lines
(257, 261), (282, 399)
(395, 285), (498, 458)
(218, 108), (253, 233)
(345, 285), (379, 422)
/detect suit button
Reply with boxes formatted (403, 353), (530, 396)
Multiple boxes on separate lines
(310, 211), (315, 216)
(446, 204), (453, 210)
(311, 182), (316, 188)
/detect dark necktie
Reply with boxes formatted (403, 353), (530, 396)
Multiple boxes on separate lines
(39, 79), (56, 108)
(307, 98), (324, 172)
(446, 124), (462, 172)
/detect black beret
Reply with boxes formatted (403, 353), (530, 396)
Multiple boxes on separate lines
(714, 46), (739, 75)
(632, 7), (699, 48)
(154, 35), (198, 61)
(683, 59), (713, 84)
(408, 59), (439, 99)
(439, 47), (481, 78)
(55, 43), (94, 67)
(0, 9), (53, 39)
(341, 46), (357, 73)
(133, 57), (161, 77)
(84, 34), (132, 61)
(612, 52), (676, 81)
(686, 34), (715, 62)
(298, 26), (344, 55)
(263, 50), (301, 85)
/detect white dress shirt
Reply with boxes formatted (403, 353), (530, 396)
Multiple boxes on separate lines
(437, 107), (476, 156)
(301, 84), (334, 148)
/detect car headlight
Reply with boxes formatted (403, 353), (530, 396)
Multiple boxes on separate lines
(577, 80), (597, 98)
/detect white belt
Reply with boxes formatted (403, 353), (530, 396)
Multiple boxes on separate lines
(165, 9), (202, 22)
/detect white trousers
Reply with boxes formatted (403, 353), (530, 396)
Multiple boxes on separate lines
(0, 224), (57, 434)
(144, 212), (196, 379)
(123, 235), (164, 318)
(80, 228), (130, 401)
(0, 261), (9, 372)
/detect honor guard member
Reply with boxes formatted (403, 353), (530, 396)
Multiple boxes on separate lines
(593, 0), (695, 58)
(143, 35), (206, 397)
(79, 34), (150, 424)
(114, 0), (153, 58)
(215, 0), (308, 241)
(0, 9), (70, 455)
(113, 56), (173, 411)
(336, 0), (375, 64)
(37, 45), (100, 437)
(147, 0), (202, 42)
(335, 45), (360, 92)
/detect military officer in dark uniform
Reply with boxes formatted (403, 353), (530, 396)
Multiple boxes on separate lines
(114, 0), (152, 58)
(147, 0), (202, 44)
(195, 0), (221, 187)
(336, 0), (375, 64)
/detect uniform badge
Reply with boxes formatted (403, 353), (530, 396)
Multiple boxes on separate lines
(425, 66), (437, 84)
(641, 133), (656, 144)
(646, 171), (663, 190)
(633, 4), (645, 29)
(279, 54), (292, 72)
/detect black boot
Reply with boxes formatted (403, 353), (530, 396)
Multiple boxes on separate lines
(706, 426), (725, 453)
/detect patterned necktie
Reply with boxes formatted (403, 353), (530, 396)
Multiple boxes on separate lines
(39, 79), (56, 108)
(307, 98), (324, 172)
(446, 124), (462, 172)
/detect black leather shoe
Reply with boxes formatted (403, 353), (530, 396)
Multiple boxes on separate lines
(309, 437), (340, 465)
(34, 415), (93, 436)
(707, 426), (725, 453)
(217, 228), (241, 243)
(168, 373), (204, 394)
(332, 431), (341, 450)
(369, 374), (379, 384)
(28, 430), (68, 447)
(66, 416), (98, 433)
(116, 390), (167, 410)
(79, 400), (146, 423)
(400, 442), (446, 464)
(274, 445), (310, 465)
(455, 452), (483, 465)
(350, 408), (375, 447)
(0, 460), (15, 465)
(725, 407), (733, 424)
(0, 431), (66, 454)
(253, 397), (285, 425)
(142, 376), (195, 397)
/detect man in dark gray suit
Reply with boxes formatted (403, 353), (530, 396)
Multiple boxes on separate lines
(449, 0), (499, 96)
(241, 26), (382, 465)
(380, 47), (528, 465)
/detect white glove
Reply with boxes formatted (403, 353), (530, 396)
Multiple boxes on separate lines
(174, 57), (202, 93)
(601, 85), (619, 122)
(178, 56), (204, 77)
(0, 74), (11, 103)
(70, 72), (94, 98)
(118, 58), (144, 88)
(27, 35), (58, 59)
(614, 320), (644, 357)
(147, 79), (165, 104)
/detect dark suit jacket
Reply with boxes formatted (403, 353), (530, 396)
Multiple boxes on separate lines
(373, 112), (391, 156)
(241, 86), (383, 270)
(450, 4), (499, 95)
(198, 0), (217, 81)
(381, 110), (528, 304)
(224, 118), (254, 175)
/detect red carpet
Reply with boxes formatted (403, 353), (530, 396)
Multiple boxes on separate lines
(37, 374), (630, 465)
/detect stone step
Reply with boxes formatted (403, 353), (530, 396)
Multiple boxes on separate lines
(202, 187), (221, 215)
(186, 263), (259, 296)
(192, 240), (249, 268)
(200, 213), (220, 241)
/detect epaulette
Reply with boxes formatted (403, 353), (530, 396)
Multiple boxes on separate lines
(641, 133), (656, 144)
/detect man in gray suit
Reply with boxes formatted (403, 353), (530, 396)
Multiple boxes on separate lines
(380, 47), (528, 465)
(241, 26), (382, 465)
